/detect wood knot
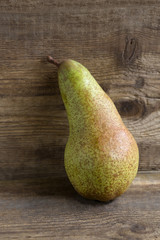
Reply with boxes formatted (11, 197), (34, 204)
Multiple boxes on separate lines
(130, 223), (153, 234)
(122, 36), (138, 64)
(135, 77), (145, 89)
(115, 98), (146, 120)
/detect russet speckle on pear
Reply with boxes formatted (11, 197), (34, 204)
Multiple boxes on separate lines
(47, 56), (139, 202)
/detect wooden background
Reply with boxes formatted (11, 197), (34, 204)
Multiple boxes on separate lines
(0, 1), (160, 239)
(0, 0), (160, 181)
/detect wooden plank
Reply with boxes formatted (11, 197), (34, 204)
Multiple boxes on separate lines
(0, 0), (160, 180)
(0, 172), (159, 239)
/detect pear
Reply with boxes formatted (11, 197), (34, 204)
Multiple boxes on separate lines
(47, 56), (139, 202)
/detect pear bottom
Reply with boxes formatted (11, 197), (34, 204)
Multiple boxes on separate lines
(64, 151), (138, 202)
(66, 176), (136, 202)
(72, 182), (131, 202)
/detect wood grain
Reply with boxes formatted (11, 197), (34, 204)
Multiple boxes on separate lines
(0, 172), (160, 240)
(0, 0), (160, 180)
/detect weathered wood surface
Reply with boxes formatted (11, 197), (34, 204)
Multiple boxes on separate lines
(0, 0), (160, 180)
(0, 172), (159, 240)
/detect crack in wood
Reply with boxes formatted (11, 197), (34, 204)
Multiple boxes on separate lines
(122, 36), (138, 64)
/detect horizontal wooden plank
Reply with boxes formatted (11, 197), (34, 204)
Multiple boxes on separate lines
(0, 0), (160, 180)
(0, 0), (159, 11)
(0, 172), (160, 239)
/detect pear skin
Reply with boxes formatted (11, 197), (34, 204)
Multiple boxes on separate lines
(48, 56), (139, 202)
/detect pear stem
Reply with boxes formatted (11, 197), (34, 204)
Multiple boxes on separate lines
(47, 56), (60, 67)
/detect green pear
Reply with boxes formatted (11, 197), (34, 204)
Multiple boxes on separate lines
(47, 56), (139, 202)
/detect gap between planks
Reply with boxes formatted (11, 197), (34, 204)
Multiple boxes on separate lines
(0, 171), (159, 192)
